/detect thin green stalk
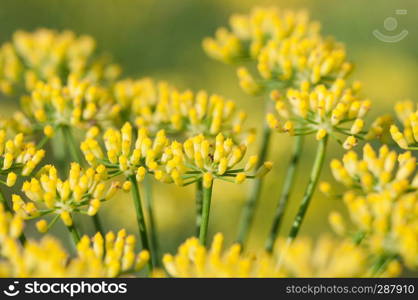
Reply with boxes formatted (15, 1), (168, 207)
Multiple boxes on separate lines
(287, 136), (328, 241)
(144, 175), (160, 268)
(0, 188), (12, 212)
(65, 218), (81, 247)
(129, 175), (153, 271)
(92, 214), (104, 235)
(195, 179), (203, 236)
(61, 125), (83, 164)
(265, 135), (304, 252)
(236, 122), (271, 246)
(36, 135), (50, 149)
(199, 182), (213, 246)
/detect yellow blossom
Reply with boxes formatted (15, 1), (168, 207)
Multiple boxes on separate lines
(14, 163), (120, 229)
(266, 80), (371, 149)
(163, 233), (372, 277)
(0, 29), (120, 95)
(391, 100), (418, 150)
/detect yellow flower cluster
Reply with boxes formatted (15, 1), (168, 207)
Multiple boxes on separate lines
(237, 38), (351, 95)
(19, 75), (120, 135)
(203, 7), (319, 63)
(163, 233), (391, 277)
(330, 144), (416, 194)
(273, 235), (394, 277)
(390, 100), (418, 150)
(12, 163), (120, 231)
(266, 80), (373, 149)
(75, 230), (149, 277)
(204, 7), (352, 95)
(0, 131), (45, 187)
(183, 133), (270, 188)
(250, 37), (350, 90)
(113, 78), (254, 142)
(327, 144), (418, 268)
(0, 29), (120, 94)
(1, 236), (70, 277)
(0, 227), (148, 277)
(81, 122), (181, 185)
(82, 122), (268, 187)
(163, 233), (284, 277)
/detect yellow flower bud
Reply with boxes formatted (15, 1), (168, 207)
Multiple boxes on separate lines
(6, 172), (17, 187)
(122, 180), (132, 192)
(43, 125), (55, 137)
(203, 172), (213, 189)
(316, 129), (327, 141)
(60, 211), (73, 226)
(36, 219), (48, 233)
(235, 173), (246, 184)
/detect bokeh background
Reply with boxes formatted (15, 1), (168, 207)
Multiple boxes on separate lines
(1, 0), (417, 257)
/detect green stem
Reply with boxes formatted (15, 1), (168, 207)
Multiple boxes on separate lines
(195, 180), (203, 236)
(65, 218), (81, 247)
(371, 254), (398, 276)
(61, 125), (83, 164)
(199, 182), (213, 246)
(36, 135), (50, 149)
(129, 175), (153, 271)
(288, 136), (328, 241)
(0, 188), (12, 212)
(144, 175), (160, 268)
(92, 214), (104, 236)
(265, 135), (304, 252)
(236, 122), (271, 246)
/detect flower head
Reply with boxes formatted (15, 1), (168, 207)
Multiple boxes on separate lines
(81, 122), (184, 185)
(13, 163), (120, 230)
(203, 7), (319, 63)
(163, 233), (376, 277)
(20, 75), (120, 134)
(266, 80), (371, 149)
(0, 229), (148, 277)
(74, 229), (149, 277)
(0, 131), (45, 187)
(327, 144), (418, 269)
(204, 7), (352, 95)
(390, 100), (418, 150)
(182, 133), (271, 187)
(113, 78), (254, 143)
(0, 29), (120, 94)
(163, 233), (283, 277)
(330, 144), (416, 194)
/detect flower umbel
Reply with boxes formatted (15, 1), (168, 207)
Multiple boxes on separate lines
(13, 163), (120, 231)
(75, 229), (149, 277)
(20, 75), (120, 134)
(113, 78), (254, 143)
(0, 29), (120, 94)
(326, 144), (418, 269)
(266, 80), (371, 149)
(163, 233), (379, 277)
(182, 133), (270, 187)
(0, 131), (45, 188)
(390, 100), (418, 150)
(203, 7), (319, 63)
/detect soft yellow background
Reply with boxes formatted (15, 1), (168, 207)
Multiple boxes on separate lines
(1, 0), (417, 256)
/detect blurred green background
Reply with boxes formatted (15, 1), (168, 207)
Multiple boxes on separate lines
(1, 0), (417, 256)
